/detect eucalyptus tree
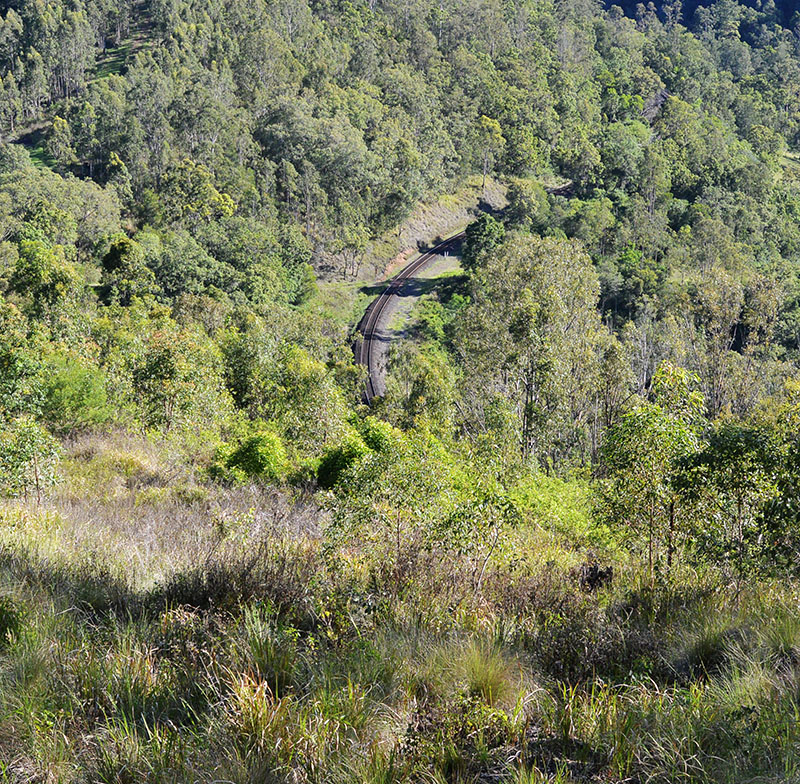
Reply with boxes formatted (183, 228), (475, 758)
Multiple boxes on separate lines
(600, 362), (704, 580)
(454, 233), (608, 468)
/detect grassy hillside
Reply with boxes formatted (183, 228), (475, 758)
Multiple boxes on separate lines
(0, 434), (799, 783)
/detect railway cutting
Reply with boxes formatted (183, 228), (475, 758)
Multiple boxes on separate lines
(354, 233), (464, 403)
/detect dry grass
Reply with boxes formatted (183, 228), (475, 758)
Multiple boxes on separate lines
(1, 433), (800, 782)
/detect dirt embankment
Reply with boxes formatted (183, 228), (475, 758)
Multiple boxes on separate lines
(369, 176), (506, 281)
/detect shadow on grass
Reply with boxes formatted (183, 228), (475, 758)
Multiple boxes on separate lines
(15, 126), (57, 169)
(0, 539), (320, 627)
(358, 268), (467, 302)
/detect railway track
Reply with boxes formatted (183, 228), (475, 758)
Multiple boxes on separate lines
(354, 232), (465, 403)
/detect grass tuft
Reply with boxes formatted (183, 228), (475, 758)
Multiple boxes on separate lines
(462, 640), (518, 707)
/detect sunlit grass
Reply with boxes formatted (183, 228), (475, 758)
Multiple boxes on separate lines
(0, 433), (800, 781)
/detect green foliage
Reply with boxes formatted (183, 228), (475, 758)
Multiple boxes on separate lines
(354, 416), (400, 453)
(0, 417), (60, 501)
(455, 234), (610, 466)
(461, 214), (505, 274)
(317, 431), (369, 490)
(99, 234), (154, 305)
(10, 239), (80, 320)
(0, 596), (23, 647)
(385, 342), (458, 434)
(0, 297), (43, 419)
(476, 115), (506, 191)
(265, 346), (349, 457)
(131, 328), (229, 433)
(46, 116), (77, 171)
(239, 604), (300, 697)
(160, 159), (236, 228)
(462, 641), (516, 707)
(4, 0), (800, 776)
(512, 473), (608, 547)
(603, 245), (668, 319)
(41, 354), (110, 434)
(326, 427), (463, 566)
(675, 421), (781, 580)
(141, 229), (227, 301)
(505, 179), (550, 232)
(224, 429), (288, 483)
(599, 362), (704, 577)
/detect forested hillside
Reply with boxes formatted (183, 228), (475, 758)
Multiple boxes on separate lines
(3, 0), (800, 781)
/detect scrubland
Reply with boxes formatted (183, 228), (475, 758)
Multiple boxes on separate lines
(0, 433), (798, 784)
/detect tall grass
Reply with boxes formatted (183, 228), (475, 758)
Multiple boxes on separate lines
(1, 434), (800, 781)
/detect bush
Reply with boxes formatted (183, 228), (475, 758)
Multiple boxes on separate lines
(0, 417), (61, 501)
(317, 432), (370, 489)
(224, 430), (288, 483)
(356, 416), (400, 453)
(41, 355), (110, 434)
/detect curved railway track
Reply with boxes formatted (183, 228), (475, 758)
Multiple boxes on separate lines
(355, 232), (465, 403)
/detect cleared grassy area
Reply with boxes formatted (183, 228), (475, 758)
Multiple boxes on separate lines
(94, 40), (139, 79)
(386, 265), (463, 332)
(14, 125), (57, 170)
(305, 279), (371, 330)
(93, 1), (154, 80)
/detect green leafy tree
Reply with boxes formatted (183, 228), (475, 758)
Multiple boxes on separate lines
(46, 116), (77, 172)
(161, 159), (236, 229)
(461, 213), (505, 274)
(0, 72), (22, 132)
(0, 297), (43, 418)
(476, 115), (505, 193)
(676, 421), (781, 587)
(140, 229), (228, 300)
(505, 178), (550, 232)
(132, 329), (227, 432)
(455, 234), (605, 467)
(0, 417), (60, 503)
(9, 240), (80, 322)
(41, 354), (110, 435)
(600, 362), (704, 580)
(99, 234), (154, 305)
(265, 346), (349, 457)
(385, 342), (457, 435)
(317, 429), (371, 489)
(326, 428), (459, 579)
(439, 479), (520, 592)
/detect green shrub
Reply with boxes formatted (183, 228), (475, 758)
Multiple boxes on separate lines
(357, 416), (400, 453)
(208, 442), (241, 483)
(317, 432), (370, 489)
(41, 355), (110, 434)
(0, 417), (61, 501)
(225, 430), (288, 482)
(287, 456), (320, 486)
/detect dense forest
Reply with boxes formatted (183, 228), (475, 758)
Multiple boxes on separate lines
(2, 0), (800, 780)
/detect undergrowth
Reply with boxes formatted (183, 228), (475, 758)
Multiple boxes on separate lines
(0, 435), (799, 782)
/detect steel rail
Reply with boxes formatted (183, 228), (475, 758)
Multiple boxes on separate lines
(355, 232), (465, 403)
